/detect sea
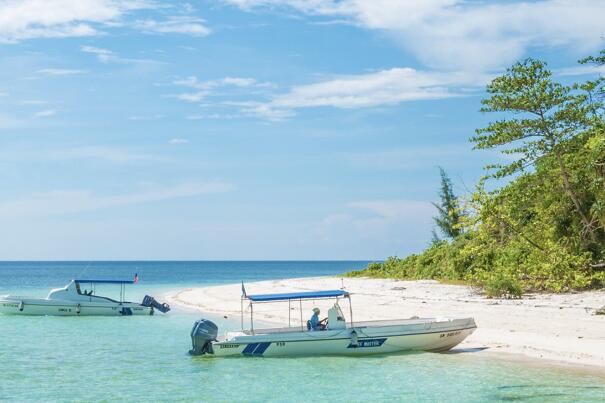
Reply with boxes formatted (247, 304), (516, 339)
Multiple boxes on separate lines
(0, 261), (603, 402)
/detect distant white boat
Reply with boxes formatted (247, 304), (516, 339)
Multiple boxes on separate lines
(0, 279), (170, 316)
(190, 287), (476, 357)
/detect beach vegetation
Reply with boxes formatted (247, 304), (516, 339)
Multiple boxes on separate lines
(431, 167), (464, 242)
(348, 51), (605, 297)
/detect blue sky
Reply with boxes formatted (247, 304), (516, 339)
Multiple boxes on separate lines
(0, 0), (604, 260)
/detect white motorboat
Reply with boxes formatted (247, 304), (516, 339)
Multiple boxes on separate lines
(0, 278), (170, 316)
(189, 287), (476, 357)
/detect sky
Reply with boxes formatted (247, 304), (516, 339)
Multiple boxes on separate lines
(0, 0), (604, 260)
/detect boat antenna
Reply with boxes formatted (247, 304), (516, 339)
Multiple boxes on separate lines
(75, 261), (92, 280)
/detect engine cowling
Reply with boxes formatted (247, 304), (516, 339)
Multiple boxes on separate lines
(189, 319), (218, 355)
(141, 295), (171, 313)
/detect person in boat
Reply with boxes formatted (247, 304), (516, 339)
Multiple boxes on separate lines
(75, 283), (92, 296)
(309, 307), (328, 331)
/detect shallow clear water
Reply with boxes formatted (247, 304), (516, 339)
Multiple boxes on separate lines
(1, 262), (603, 402)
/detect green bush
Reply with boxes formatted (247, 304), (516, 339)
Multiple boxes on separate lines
(484, 273), (523, 298)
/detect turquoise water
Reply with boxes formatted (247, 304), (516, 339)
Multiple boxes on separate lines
(1, 262), (603, 402)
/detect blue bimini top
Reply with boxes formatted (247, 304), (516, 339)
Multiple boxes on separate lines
(74, 279), (135, 284)
(245, 289), (349, 302)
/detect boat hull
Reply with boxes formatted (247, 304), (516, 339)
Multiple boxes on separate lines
(207, 318), (476, 357)
(0, 297), (153, 316)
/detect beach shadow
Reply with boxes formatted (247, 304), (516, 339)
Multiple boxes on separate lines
(443, 346), (489, 354)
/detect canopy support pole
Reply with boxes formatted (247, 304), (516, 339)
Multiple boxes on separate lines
(241, 296), (244, 331)
(250, 302), (254, 335)
(299, 299), (303, 331)
(348, 295), (354, 328)
(288, 299), (291, 327)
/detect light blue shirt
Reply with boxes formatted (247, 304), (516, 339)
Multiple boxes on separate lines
(310, 313), (320, 331)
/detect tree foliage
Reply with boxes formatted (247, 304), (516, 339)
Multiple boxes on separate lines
(432, 167), (463, 240)
(348, 51), (605, 297)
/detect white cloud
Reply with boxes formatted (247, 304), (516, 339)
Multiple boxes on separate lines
(224, 0), (348, 14)
(174, 76), (261, 90)
(37, 68), (86, 76)
(176, 91), (207, 102)
(135, 17), (210, 36)
(33, 109), (56, 118)
(0, 91), (8, 97)
(225, 0), (605, 71)
(172, 75), (269, 103)
(556, 64), (605, 77)
(187, 113), (239, 120)
(274, 68), (485, 108)
(0, 0), (151, 43)
(81, 45), (115, 63)
(0, 1), (211, 43)
(169, 138), (189, 144)
(247, 67), (490, 119)
(220, 77), (259, 87)
(241, 103), (296, 121)
(0, 182), (235, 218)
(80, 45), (160, 65)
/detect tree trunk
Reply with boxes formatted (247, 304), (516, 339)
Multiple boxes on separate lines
(554, 150), (597, 243)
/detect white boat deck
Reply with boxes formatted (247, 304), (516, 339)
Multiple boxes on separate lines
(232, 317), (460, 337)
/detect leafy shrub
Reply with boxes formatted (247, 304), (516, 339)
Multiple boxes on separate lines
(484, 273), (523, 298)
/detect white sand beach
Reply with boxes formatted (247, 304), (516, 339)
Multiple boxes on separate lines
(168, 276), (605, 372)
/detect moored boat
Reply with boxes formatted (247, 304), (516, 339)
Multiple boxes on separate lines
(0, 278), (170, 316)
(189, 287), (476, 357)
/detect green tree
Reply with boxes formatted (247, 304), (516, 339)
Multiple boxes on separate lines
(472, 58), (600, 245)
(580, 48), (605, 66)
(432, 167), (463, 240)
(578, 49), (605, 116)
(348, 50), (605, 294)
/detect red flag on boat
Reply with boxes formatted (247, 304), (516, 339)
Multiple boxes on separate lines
(134, 273), (139, 284)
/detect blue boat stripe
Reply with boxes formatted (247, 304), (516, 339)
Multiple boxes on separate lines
(252, 342), (271, 355)
(242, 343), (258, 354)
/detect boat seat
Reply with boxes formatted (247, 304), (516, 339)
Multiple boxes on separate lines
(326, 304), (346, 330)
(226, 331), (247, 338)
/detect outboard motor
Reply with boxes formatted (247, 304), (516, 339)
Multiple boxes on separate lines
(141, 295), (171, 313)
(189, 319), (218, 355)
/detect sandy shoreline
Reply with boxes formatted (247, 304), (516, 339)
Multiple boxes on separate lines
(167, 276), (605, 374)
